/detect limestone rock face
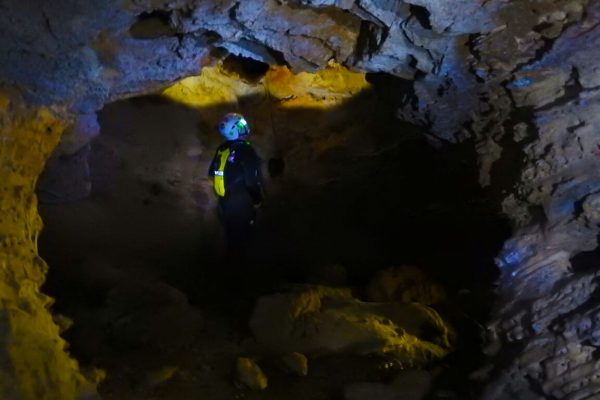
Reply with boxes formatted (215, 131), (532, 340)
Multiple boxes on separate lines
(0, 0), (489, 111)
(0, 94), (97, 399)
(0, 0), (209, 110)
(249, 286), (452, 365)
(473, 3), (600, 399)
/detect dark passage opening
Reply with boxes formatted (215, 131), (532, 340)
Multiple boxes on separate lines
(223, 54), (271, 83)
(410, 4), (433, 30)
(570, 241), (600, 273)
(38, 72), (510, 399)
(129, 10), (175, 39)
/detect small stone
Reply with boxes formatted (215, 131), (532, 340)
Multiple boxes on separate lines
(236, 357), (268, 390)
(143, 366), (179, 388)
(282, 352), (308, 376)
(513, 122), (529, 143)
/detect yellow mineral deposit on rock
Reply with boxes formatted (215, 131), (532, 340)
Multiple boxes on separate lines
(265, 60), (369, 109)
(162, 64), (264, 109)
(282, 352), (308, 376)
(236, 357), (268, 390)
(0, 97), (97, 399)
(162, 60), (368, 111)
(250, 285), (453, 365)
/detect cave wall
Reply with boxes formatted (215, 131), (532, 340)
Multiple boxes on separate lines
(161, 61), (380, 185)
(0, 0), (499, 111)
(476, 4), (600, 399)
(1, 0), (600, 398)
(0, 94), (97, 399)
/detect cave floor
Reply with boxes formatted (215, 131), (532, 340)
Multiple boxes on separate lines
(39, 191), (435, 400)
(39, 97), (509, 400)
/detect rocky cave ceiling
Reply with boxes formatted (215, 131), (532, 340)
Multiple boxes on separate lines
(1, 0), (600, 399)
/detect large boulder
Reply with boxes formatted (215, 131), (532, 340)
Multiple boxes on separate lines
(249, 285), (452, 365)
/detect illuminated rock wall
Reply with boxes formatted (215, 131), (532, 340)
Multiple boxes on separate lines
(476, 4), (600, 398)
(162, 61), (383, 185)
(0, 95), (95, 399)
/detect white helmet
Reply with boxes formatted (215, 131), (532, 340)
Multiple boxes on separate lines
(218, 113), (250, 141)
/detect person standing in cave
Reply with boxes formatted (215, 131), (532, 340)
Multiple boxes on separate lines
(208, 113), (264, 262)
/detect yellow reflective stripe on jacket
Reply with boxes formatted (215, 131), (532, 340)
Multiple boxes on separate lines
(213, 147), (231, 197)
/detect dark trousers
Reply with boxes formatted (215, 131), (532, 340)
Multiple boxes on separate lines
(218, 191), (256, 263)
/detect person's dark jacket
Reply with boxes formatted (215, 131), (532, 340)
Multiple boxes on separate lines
(208, 139), (263, 205)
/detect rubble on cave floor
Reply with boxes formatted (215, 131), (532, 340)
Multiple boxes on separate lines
(44, 255), (460, 400)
